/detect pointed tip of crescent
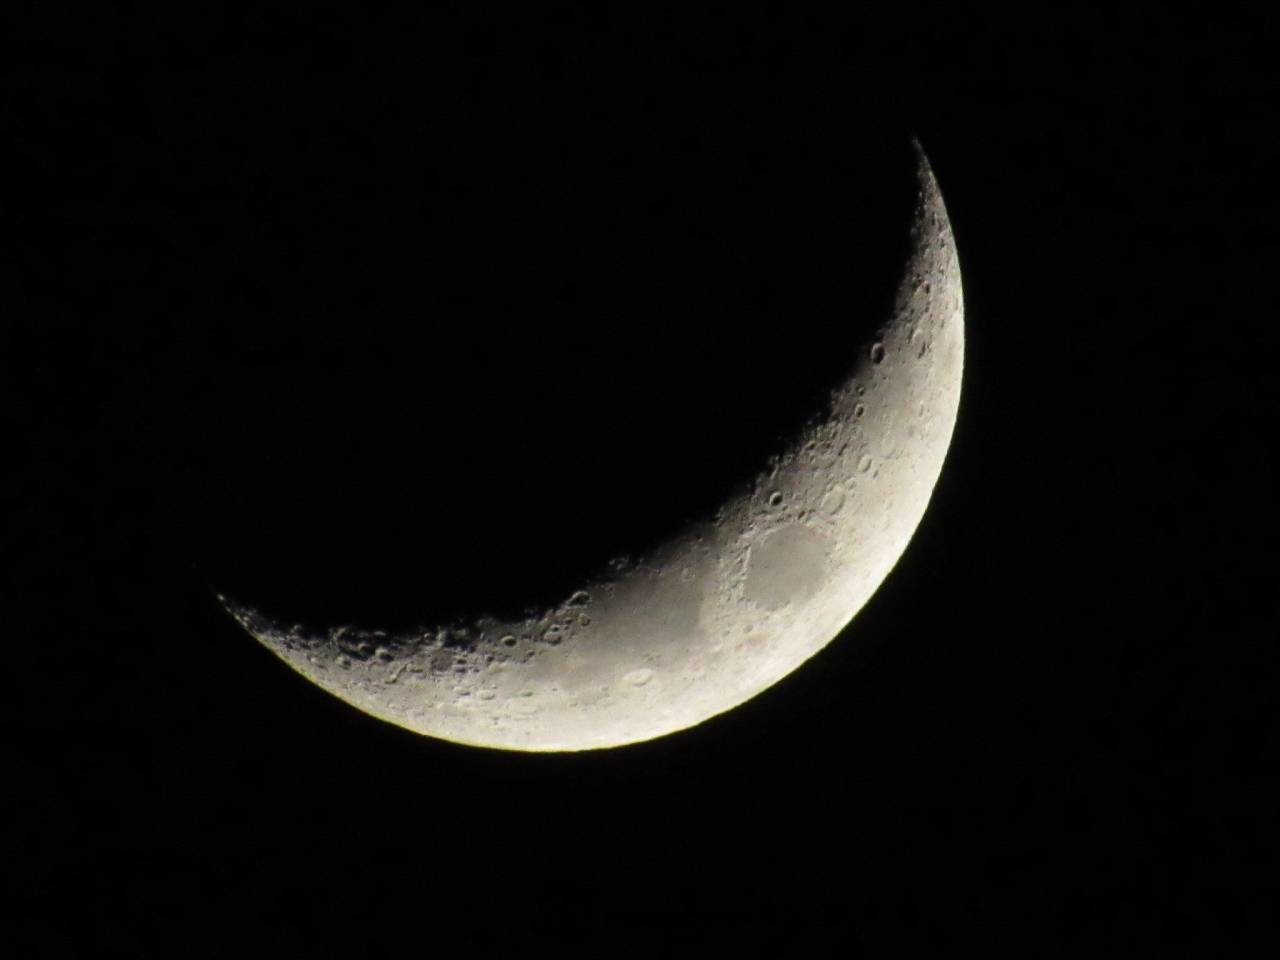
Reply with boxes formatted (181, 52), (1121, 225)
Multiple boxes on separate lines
(207, 583), (240, 617)
(208, 585), (271, 639)
(909, 138), (943, 200)
(908, 134), (929, 169)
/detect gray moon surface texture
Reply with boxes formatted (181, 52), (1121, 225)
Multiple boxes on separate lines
(220, 145), (965, 752)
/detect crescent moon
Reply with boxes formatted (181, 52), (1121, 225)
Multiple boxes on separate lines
(219, 143), (964, 752)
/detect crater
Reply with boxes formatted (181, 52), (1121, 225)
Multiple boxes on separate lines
(743, 524), (830, 610)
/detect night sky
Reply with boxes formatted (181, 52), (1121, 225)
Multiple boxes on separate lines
(10, 7), (1276, 950)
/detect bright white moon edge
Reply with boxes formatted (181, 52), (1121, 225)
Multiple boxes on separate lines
(220, 145), (964, 752)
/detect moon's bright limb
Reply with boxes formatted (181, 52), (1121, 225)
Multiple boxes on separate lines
(220, 144), (964, 752)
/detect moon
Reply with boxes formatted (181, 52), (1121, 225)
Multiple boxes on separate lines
(219, 143), (964, 752)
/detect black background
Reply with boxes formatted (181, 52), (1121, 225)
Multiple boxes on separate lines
(8, 5), (1276, 950)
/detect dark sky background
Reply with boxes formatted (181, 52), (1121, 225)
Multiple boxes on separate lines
(9, 6), (1276, 951)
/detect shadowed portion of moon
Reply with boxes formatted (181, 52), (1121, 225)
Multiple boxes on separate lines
(182, 85), (921, 633)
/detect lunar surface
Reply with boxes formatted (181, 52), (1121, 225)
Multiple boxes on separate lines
(220, 144), (964, 752)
